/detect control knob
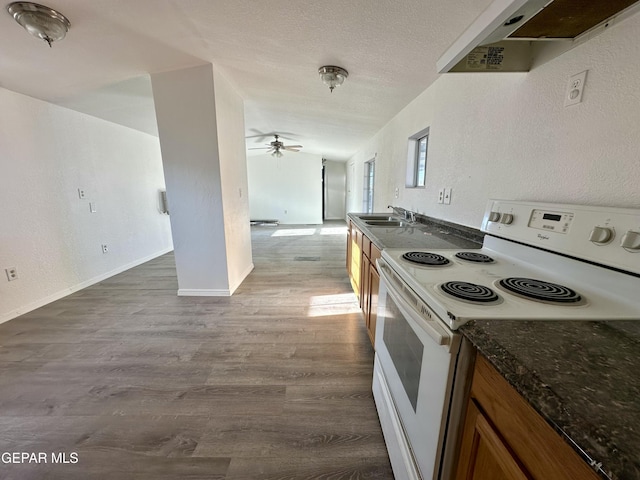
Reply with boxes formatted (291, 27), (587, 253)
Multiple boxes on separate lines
(621, 230), (640, 251)
(589, 226), (614, 245)
(500, 213), (514, 225)
(488, 211), (501, 222)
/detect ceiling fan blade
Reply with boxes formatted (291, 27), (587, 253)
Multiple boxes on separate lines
(283, 145), (302, 150)
(245, 130), (298, 141)
(248, 146), (270, 150)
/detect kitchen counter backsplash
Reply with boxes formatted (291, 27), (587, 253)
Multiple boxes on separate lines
(461, 319), (640, 480)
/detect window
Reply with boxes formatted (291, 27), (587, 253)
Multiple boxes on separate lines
(363, 159), (375, 213)
(406, 127), (429, 188)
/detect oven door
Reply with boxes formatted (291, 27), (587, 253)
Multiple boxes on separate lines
(373, 259), (461, 480)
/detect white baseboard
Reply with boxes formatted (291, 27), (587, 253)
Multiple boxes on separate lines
(177, 289), (231, 297)
(177, 263), (254, 297)
(0, 247), (174, 325)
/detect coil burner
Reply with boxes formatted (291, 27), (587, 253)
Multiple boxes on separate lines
(498, 277), (583, 304)
(402, 252), (450, 266)
(455, 252), (495, 263)
(440, 281), (500, 303)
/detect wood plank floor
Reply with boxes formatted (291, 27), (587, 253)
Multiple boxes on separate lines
(0, 221), (393, 479)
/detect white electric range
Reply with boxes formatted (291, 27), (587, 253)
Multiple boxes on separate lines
(372, 200), (640, 480)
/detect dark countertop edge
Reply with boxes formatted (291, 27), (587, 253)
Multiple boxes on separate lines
(460, 321), (615, 480)
(347, 212), (485, 250)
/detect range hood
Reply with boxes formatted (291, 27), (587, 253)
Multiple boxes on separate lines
(437, 0), (640, 73)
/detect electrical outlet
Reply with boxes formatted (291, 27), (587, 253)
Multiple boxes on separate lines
(78, 188), (86, 199)
(101, 244), (108, 254)
(565, 70), (587, 107)
(438, 189), (445, 204)
(444, 188), (452, 205)
(5, 267), (18, 281)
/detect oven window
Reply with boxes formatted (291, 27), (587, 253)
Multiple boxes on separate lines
(383, 294), (424, 412)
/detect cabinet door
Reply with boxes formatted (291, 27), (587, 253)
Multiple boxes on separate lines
(361, 251), (370, 312)
(349, 227), (361, 298)
(458, 355), (600, 480)
(346, 223), (352, 272)
(455, 401), (530, 480)
(367, 265), (380, 347)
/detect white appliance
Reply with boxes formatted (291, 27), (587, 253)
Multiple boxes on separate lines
(373, 200), (640, 480)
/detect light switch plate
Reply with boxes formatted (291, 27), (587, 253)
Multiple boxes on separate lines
(444, 188), (452, 205)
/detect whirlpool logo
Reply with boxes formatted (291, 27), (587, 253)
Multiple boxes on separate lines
(537, 234), (550, 240)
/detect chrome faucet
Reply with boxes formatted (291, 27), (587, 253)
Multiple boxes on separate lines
(387, 205), (404, 217)
(406, 211), (416, 223)
(388, 205), (416, 223)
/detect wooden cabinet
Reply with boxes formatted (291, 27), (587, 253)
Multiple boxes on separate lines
(364, 243), (381, 346)
(346, 221), (381, 347)
(366, 260), (380, 346)
(455, 355), (599, 480)
(347, 222), (362, 300)
(456, 400), (529, 480)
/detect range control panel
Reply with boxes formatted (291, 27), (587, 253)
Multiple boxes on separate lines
(528, 209), (574, 234)
(481, 200), (640, 275)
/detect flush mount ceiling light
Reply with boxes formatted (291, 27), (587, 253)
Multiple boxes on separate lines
(7, 2), (70, 47)
(318, 66), (348, 93)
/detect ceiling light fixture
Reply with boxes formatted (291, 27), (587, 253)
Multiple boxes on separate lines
(318, 66), (348, 93)
(7, 2), (71, 47)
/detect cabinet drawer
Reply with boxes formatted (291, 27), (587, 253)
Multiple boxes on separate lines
(362, 235), (371, 259)
(370, 243), (382, 269)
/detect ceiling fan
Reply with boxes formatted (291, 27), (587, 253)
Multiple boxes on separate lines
(249, 134), (303, 157)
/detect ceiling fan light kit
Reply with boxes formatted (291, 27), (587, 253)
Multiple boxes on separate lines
(6, 1), (70, 47)
(248, 134), (303, 157)
(318, 66), (348, 93)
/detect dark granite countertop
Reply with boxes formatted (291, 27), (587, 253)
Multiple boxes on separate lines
(347, 212), (483, 250)
(461, 319), (640, 480)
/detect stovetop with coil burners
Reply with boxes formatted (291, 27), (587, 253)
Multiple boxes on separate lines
(380, 201), (640, 330)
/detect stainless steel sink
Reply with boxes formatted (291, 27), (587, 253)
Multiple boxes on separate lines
(358, 215), (398, 221)
(365, 220), (410, 227)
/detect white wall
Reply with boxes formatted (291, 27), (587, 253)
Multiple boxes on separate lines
(324, 160), (346, 220)
(213, 68), (254, 293)
(248, 152), (323, 224)
(347, 13), (640, 228)
(152, 64), (253, 296)
(0, 87), (173, 322)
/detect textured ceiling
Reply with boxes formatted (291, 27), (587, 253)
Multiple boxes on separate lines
(0, 0), (492, 161)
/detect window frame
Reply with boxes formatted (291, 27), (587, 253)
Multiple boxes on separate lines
(363, 158), (375, 213)
(405, 127), (430, 188)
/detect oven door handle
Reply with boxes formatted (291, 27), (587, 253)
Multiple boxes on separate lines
(378, 262), (450, 347)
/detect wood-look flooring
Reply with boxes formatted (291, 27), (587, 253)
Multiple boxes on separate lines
(0, 221), (393, 479)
